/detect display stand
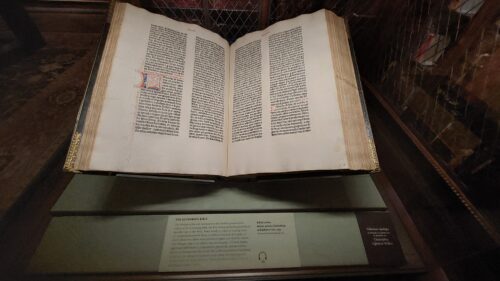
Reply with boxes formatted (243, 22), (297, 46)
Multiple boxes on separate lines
(28, 173), (428, 279)
(27, 11), (432, 279)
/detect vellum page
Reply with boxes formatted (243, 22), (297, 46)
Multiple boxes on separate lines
(88, 4), (230, 175)
(228, 10), (347, 176)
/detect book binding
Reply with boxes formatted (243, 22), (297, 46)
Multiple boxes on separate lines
(345, 18), (380, 172)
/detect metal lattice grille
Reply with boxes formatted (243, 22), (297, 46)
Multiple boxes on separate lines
(148, 0), (383, 42)
(151, 0), (261, 43)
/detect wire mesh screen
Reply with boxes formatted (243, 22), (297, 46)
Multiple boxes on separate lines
(150, 0), (261, 43)
(147, 0), (374, 42)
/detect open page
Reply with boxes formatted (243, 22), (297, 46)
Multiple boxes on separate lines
(227, 10), (348, 176)
(88, 4), (230, 175)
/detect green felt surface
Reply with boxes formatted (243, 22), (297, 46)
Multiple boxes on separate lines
(52, 174), (386, 213)
(30, 212), (372, 273)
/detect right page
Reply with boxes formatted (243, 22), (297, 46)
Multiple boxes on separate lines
(227, 10), (350, 176)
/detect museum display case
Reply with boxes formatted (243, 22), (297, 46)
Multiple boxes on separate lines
(0, 1), (498, 280)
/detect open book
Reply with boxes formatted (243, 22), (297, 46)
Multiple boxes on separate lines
(64, 3), (379, 177)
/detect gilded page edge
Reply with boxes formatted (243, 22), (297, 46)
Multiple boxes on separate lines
(76, 2), (127, 171)
(325, 11), (379, 171)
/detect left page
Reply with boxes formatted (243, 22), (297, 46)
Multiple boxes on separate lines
(87, 4), (230, 175)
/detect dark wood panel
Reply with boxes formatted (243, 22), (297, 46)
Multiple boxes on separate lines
(0, 34), (101, 226)
(0, 52), (93, 222)
(30, 13), (107, 33)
